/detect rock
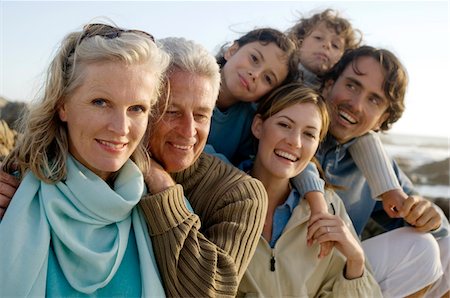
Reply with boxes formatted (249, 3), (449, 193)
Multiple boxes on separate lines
(408, 158), (450, 185)
(0, 101), (28, 130)
(0, 120), (17, 160)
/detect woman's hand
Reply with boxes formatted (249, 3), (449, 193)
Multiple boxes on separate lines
(143, 158), (175, 194)
(307, 212), (365, 279)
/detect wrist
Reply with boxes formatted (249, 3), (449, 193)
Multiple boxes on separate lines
(344, 257), (365, 280)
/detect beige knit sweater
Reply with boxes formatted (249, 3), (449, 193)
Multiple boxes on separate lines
(140, 153), (268, 297)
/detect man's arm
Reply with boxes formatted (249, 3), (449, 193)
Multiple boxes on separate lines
(140, 155), (268, 297)
(349, 132), (406, 217)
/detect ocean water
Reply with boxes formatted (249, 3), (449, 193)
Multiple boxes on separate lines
(380, 133), (449, 199)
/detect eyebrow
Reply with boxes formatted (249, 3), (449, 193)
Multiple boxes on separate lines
(277, 115), (319, 130)
(169, 102), (213, 113)
(254, 48), (265, 63)
(253, 47), (280, 84)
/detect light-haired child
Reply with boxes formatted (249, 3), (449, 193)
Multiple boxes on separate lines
(288, 9), (407, 243)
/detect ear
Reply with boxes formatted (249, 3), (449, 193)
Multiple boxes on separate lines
(321, 79), (335, 99)
(251, 114), (263, 140)
(224, 42), (239, 61)
(373, 111), (390, 131)
(58, 103), (68, 122)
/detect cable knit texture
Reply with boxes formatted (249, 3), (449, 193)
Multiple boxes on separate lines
(139, 153), (268, 297)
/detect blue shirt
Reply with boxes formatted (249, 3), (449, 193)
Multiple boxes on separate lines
(47, 226), (142, 297)
(207, 102), (256, 165)
(269, 188), (300, 248)
(239, 159), (302, 247)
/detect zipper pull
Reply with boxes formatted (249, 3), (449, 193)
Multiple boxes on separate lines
(270, 254), (276, 272)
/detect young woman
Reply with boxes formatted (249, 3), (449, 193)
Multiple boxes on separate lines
(0, 23), (170, 296)
(237, 82), (381, 297)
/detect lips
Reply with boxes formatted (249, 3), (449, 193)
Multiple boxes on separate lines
(274, 149), (299, 162)
(338, 109), (357, 125)
(171, 142), (194, 150)
(97, 139), (127, 150)
(315, 52), (329, 62)
(238, 74), (249, 91)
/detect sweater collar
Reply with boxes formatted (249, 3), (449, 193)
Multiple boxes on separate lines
(171, 152), (212, 188)
(298, 63), (322, 90)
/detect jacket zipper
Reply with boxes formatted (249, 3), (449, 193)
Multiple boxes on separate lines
(270, 251), (276, 272)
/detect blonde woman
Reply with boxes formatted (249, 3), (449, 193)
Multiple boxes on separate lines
(0, 23), (169, 296)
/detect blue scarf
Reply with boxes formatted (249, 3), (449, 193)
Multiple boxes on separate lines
(0, 156), (165, 297)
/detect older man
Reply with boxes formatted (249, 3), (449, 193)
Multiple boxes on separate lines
(0, 37), (267, 298)
(138, 37), (267, 297)
(318, 45), (449, 297)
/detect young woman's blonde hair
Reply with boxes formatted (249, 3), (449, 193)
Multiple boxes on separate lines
(2, 23), (170, 183)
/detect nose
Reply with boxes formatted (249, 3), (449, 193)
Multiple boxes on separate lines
(348, 93), (365, 113)
(322, 40), (331, 50)
(178, 114), (196, 138)
(248, 69), (262, 82)
(287, 130), (302, 148)
(108, 110), (130, 136)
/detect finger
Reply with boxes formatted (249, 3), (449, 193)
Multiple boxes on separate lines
(308, 212), (334, 227)
(0, 194), (12, 208)
(0, 182), (17, 200)
(400, 196), (418, 217)
(414, 212), (441, 232)
(404, 201), (429, 225)
(413, 207), (434, 227)
(0, 171), (20, 188)
(309, 225), (329, 244)
(0, 208), (4, 219)
(384, 204), (401, 218)
(308, 220), (335, 241)
(318, 241), (334, 258)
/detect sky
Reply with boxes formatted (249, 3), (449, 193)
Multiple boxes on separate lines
(1, 1), (449, 138)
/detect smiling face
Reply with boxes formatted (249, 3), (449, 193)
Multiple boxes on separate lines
(323, 56), (390, 144)
(220, 41), (289, 107)
(58, 61), (156, 180)
(251, 102), (322, 182)
(299, 22), (345, 75)
(148, 70), (216, 173)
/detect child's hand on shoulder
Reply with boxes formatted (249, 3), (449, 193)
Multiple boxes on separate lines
(305, 191), (334, 258)
(380, 189), (408, 218)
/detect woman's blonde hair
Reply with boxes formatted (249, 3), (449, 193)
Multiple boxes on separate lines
(2, 23), (170, 183)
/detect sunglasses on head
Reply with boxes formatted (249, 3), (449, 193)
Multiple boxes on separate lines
(78, 23), (155, 44)
(63, 23), (154, 74)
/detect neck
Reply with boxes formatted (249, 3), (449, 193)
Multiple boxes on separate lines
(250, 161), (291, 211)
(299, 63), (322, 89)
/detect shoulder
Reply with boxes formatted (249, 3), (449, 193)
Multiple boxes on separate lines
(195, 153), (266, 201)
(325, 190), (350, 217)
(201, 153), (262, 187)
